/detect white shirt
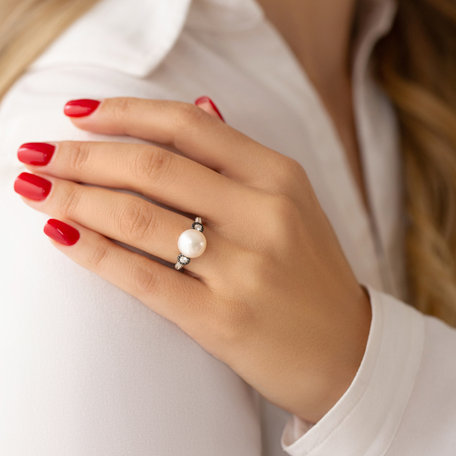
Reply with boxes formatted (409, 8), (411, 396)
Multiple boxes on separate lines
(1, 0), (455, 454)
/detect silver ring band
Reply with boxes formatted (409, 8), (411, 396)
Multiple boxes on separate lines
(175, 217), (206, 271)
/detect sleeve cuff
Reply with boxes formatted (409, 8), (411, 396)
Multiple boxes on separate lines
(281, 283), (426, 456)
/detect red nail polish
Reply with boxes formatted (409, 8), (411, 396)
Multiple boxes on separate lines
(194, 96), (225, 122)
(17, 142), (55, 166)
(44, 219), (80, 246)
(64, 99), (100, 117)
(14, 172), (52, 201)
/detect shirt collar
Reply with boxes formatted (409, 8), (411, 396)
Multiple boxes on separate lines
(351, 0), (398, 79)
(31, 0), (397, 78)
(186, 0), (398, 82)
(31, 0), (192, 76)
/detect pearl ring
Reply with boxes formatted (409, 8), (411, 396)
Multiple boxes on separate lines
(174, 216), (207, 270)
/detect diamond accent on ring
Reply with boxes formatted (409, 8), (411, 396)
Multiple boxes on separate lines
(192, 222), (204, 232)
(177, 254), (190, 265)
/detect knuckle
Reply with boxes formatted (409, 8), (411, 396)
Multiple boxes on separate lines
(131, 262), (157, 297)
(244, 250), (275, 292)
(87, 241), (110, 269)
(213, 297), (255, 347)
(210, 253), (265, 346)
(108, 97), (134, 122)
(268, 192), (300, 220)
(60, 184), (82, 217)
(117, 200), (156, 243)
(174, 102), (206, 130)
(255, 193), (301, 250)
(67, 141), (91, 173)
(131, 148), (171, 184)
(273, 155), (307, 186)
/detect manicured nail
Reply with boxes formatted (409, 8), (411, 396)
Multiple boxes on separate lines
(17, 142), (55, 166)
(14, 172), (52, 201)
(194, 96), (225, 122)
(44, 219), (80, 246)
(64, 99), (100, 117)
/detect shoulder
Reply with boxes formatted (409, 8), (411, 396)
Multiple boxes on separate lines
(29, 0), (192, 77)
(0, 0), (194, 154)
(0, 0), (265, 151)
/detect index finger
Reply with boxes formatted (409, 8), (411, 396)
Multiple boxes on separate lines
(63, 97), (282, 182)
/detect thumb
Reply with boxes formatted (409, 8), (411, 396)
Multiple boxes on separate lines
(194, 96), (225, 122)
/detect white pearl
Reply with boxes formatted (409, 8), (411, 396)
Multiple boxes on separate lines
(178, 229), (207, 258)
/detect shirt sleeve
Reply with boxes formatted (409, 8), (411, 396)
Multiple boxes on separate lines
(280, 283), (456, 455)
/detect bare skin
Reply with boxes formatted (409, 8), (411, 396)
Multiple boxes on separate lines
(256, 0), (372, 219)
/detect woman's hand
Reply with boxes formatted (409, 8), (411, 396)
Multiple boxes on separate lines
(14, 96), (371, 423)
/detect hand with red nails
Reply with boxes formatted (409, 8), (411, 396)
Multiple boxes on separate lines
(14, 96), (371, 424)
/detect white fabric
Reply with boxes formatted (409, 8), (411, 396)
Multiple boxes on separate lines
(0, 0), (455, 454)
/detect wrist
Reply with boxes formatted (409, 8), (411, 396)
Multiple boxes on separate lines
(297, 285), (372, 423)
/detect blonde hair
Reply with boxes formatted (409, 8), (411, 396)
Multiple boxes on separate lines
(0, 0), (98, 99)
(1, 0), (456, 327)
(372, 0), (456, 327)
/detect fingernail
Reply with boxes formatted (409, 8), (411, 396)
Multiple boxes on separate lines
(194, 96), (225, 122)
(64, 99), (100, 117)
(14, 172), (52, 201)
(44, 219), (80, 246)
(17, 142), (55, 166)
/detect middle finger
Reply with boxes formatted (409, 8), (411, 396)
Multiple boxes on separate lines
(17, 140), (251, 225)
